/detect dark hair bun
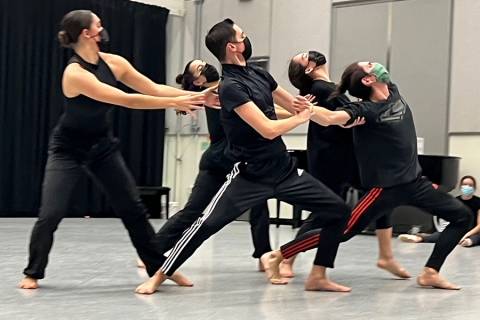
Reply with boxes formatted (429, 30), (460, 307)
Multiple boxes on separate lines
(58, 30), (72, 48)
(175, 74), (184, 85)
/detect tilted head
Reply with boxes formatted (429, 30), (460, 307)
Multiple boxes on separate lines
(175, 59), (220, 91)
(205, 19), (252, 64)
(331, 61), (390, 100)
(288, 51), (327, 94)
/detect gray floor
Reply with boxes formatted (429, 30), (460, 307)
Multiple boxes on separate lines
(0, 218), (479, 320)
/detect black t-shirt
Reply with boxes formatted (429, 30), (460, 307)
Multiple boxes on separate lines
(337, 82), (422, 188)
(219, 64), (286, 162)
(198, 107), (231, 174)
(456, 195), (480, 229)
(306, 80), (359, 191)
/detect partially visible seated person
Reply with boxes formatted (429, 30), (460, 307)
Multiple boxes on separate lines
(398, 175), (480, 247)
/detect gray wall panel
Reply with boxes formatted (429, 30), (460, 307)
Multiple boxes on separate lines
(449, 0), (480, 133)
(270, 0), (332, 134)
(330, 3), (389, 84)
(389, 0), (451, 154)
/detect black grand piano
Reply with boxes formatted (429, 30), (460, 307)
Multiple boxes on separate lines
(275, 150), (461, 233)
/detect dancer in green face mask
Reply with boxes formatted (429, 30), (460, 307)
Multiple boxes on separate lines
(279, 53), (410, 281)
(262, 61), (473, 291)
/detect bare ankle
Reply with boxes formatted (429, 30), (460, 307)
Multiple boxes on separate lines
(308, 265), (327, 280)
(378, 255), (394, 261)
(272, 249), (284, 260)
(421, 267), (438, 275)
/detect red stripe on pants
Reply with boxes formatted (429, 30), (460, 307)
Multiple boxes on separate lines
(281, 188), (383, 258)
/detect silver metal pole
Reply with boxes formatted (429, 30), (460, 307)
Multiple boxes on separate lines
(191, 0), (204, 132)
(193, 0), (204, 59)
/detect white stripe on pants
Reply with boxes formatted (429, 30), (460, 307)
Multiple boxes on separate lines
(161, 163), (241, 274)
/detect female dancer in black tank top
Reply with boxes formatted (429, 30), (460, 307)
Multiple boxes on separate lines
(19, 10), (218, 289)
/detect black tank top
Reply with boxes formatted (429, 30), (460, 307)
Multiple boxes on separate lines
(53, 53), (118, 150)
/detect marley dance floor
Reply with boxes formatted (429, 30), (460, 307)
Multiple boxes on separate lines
(0, 218), (479, 320)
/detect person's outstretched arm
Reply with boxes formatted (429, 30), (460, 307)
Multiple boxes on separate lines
(63, 63), (204, 118)
(100, 53), (219, 107)
(234, 101), (312, 139)
(294, 96), (367, 127)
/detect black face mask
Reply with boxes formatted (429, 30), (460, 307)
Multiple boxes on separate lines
(91, 28), (110, 52)
(308, 51), (326, 67)
(200, 63), (220, 83)
(241, 36), (252, 61)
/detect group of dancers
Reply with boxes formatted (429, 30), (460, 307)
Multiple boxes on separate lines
(19, 11), (478, 294)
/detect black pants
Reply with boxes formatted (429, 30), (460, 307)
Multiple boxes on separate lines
(421, 232), (441, 243)
(24, 138), (163, 279)
(151, 169), (271, 259)
(159, 154), (350, 276)
(295, 182), (390, 248)
(422, 231), (480, 247)
(295, 209), (391, 246)
(280, 176), (472, 272)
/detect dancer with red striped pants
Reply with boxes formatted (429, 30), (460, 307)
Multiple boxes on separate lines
(262, 61), (472, 290)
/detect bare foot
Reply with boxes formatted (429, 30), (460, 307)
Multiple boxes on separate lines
(417, 268), (460, 290)
(279, 261), (295, 278)
(135, 271), (168, 295)
(398, 234), (422, 243)
(377, 258), (411, 279)
(261, 250), (287, 285)
(168, 272), (193, 287)
(460, 238), (473, 247)
(19, 276), (38, 289)
(258, 259), (265, 272)
(135, 271), (193, 294)
(305, 277), (351, 292)
(137, 258), (146, 269)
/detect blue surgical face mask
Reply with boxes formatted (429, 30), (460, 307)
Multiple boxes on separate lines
(461, 185), (474, 196)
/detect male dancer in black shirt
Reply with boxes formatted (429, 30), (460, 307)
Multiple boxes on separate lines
(262, 61), (472, 290)
(135, 19), (352, 294)
(139, 60), (273, 272)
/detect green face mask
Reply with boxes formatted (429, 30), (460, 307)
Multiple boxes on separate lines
(370, 63), (390, 83)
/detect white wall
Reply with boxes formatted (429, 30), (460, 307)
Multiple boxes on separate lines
(449, 135), (480, 187)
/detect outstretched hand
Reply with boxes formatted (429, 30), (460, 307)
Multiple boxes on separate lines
(173, 95), (205, 119)
(293, 95), (316, 113)
(295, 104), (315, 123)
(200, 85), (221, 109)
